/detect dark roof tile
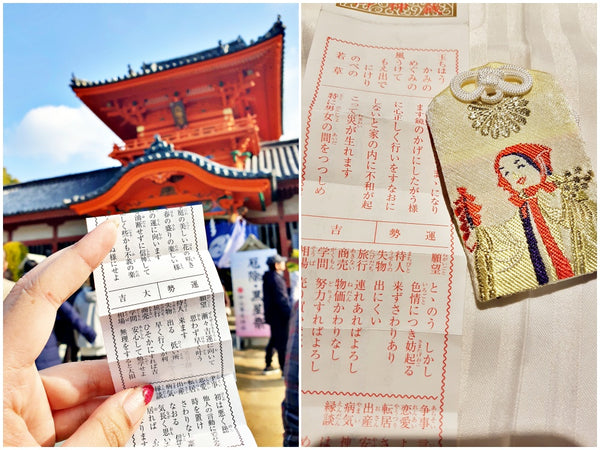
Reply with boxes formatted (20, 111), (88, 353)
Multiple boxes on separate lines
(3, 167), (119, 216)
(4, 137), (298, 216)
(70, 18), (284, 89)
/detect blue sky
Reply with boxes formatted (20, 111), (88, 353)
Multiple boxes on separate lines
(3, 3), (299, 183)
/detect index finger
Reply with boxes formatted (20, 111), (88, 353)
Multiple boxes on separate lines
(41, 359), (115, 410)
(3, 219), (118, 367)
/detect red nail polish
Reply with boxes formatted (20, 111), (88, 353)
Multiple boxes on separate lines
(142, 384), (154, 405)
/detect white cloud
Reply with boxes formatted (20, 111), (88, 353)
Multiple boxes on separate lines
(4, 105), (123, 166)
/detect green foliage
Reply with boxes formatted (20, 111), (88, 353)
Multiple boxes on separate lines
(3, 167), (19, 185)
(4, 242), (28, 281)
(286, 248), (299, 272)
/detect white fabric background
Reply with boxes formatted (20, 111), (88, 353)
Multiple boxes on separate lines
(301, 3), (597, 446)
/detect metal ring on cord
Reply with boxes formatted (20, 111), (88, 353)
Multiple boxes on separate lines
(450, 64), (533, 104)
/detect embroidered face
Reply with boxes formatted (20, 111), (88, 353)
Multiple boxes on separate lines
(498, 154), (542, 192)
(494, 143), (554, 200)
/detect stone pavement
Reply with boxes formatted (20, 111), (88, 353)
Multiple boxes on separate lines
(234, 346), (286, 447)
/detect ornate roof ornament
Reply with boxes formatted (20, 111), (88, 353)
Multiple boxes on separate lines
(145, 135), (174, 155)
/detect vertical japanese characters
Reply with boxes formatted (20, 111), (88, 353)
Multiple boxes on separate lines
(302, 35), (465, 446)
(89, 206), (255, 447)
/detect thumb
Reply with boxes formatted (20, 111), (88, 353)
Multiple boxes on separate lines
(62, 384), (154, 447)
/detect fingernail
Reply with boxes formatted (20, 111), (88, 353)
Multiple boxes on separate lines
(123, 385), (153, 425)
(142, 384), (154, 405)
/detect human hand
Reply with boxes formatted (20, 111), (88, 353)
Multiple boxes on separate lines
(3, 219), (153, 446)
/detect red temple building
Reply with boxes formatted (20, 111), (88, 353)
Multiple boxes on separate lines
(3, 18), (298, 257)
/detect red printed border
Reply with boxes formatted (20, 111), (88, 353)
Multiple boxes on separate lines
(438, 225), (455, 446)
(301, 225), (457, 445)
(301, 390), (438, 401)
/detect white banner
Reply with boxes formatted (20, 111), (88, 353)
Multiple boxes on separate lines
(230, 248), (276, 338)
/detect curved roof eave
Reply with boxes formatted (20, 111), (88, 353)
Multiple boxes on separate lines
(70, 17), (285, 90)
(3, 167), (120, 216)
(3, 137), (298, 217)
(63, 149), (273, 207)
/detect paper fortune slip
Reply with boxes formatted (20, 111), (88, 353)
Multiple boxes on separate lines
(87, 205), (255, 447)
(300, 4), (469, 446)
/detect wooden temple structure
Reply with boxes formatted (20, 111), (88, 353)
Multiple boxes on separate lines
(3, 18), (298, 257)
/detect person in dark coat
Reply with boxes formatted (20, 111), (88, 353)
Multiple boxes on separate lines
(55, 285), (85, 362)
(35, 301), (97, 370)
(282, 300), (299, 446)
(262, 254), (291, 373)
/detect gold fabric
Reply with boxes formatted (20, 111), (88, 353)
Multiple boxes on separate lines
(427, 62), (597, 302)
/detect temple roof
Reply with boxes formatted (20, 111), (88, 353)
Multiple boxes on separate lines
(3, 138), (298, 217)
(3, 167), (118, 216)
(70, 17), (285, 89)
(246, 139), (299, 181)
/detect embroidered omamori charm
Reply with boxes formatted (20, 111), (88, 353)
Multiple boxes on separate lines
(427, 62), (597, 302)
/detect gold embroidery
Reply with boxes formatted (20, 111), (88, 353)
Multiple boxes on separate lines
(469, 171), (597, 302)
(474, 227), (496, 301)
(473, 211), (540, 302)
(552, 170), (597, 276)
(336, 3), (457, 18)
(467, 97), (530, 139)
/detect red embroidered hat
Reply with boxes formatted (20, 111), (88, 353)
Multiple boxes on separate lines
(494, 143), (555, 201)
(495, 143), (553, 177)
